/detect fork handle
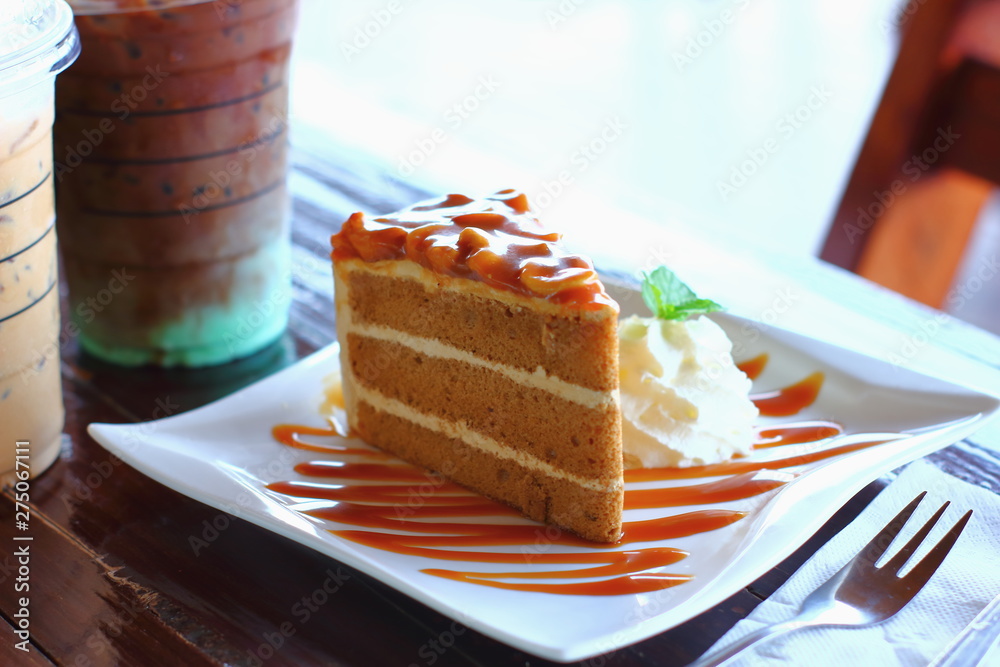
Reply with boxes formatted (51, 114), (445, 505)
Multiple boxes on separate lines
(687, 618), (814, 667)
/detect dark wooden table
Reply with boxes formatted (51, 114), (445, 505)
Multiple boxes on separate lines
(3, 140), (1000, 666)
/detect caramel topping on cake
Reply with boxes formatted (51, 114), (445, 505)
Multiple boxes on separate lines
(331, 190), (617, 310)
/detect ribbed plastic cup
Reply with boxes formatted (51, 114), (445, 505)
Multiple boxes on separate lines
(55, 0), (298, 367)
(0, 0), (79, 485)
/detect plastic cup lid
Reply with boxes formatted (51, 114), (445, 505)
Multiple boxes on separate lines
(0, 0), (79, 95)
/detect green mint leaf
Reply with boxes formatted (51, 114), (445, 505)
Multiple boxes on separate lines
(640, 266), (723, 320)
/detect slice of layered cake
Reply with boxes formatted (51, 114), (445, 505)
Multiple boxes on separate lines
(331, 190), (623, 542)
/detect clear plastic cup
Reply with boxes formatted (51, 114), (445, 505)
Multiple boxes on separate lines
(0, 0), (79, 485)
(55, 0), (298, 367)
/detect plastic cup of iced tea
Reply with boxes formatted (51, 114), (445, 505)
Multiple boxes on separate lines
(55, 0), (299, 367)
(0, 0), (79, 484)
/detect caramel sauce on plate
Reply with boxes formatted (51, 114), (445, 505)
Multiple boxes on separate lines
(266, 361), (908, 597)
(755, 421), (843, 448)
(330, 190), (616, 309)
(751, 372), (825, 417)
(736, 353), (769, 380)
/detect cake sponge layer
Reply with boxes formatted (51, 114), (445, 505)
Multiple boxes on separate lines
(343, 263), (618, 392)
(355, 400), (623, 543)
(346, 334), (620, 481)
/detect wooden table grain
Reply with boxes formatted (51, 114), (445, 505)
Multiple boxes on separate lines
(2, 139), (999, 666)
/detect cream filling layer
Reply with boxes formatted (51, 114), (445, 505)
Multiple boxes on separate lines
(341, 317), (618, 410)
(350, 376), (622, 494)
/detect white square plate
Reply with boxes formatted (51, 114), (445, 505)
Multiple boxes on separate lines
(88, 283), (1000, 663)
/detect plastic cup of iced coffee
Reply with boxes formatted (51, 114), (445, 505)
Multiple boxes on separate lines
(0, 0), (80, 485)
(55, 0), (298, 367)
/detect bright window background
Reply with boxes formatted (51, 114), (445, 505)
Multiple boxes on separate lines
(290, 0), (906, 260)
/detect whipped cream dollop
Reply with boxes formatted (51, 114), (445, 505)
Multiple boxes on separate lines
(618, 315), (758, 468)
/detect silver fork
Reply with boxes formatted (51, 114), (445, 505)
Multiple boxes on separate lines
(689, 492), (973, 667)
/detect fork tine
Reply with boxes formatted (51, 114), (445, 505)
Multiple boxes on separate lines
(900, 509), (973, 589)
(882, 500), (950, 574)
(855, 491), (926, 566)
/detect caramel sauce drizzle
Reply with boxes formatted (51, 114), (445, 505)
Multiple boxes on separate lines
(736, 353), (769, 380)
(272, 424), (387, 457)
(330, 190), (617, 310)
(751, 372), (825, 417)
(755, 421), (843, 449)
(266, 355), (908, 596)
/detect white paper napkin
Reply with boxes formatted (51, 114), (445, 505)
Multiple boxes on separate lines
(704, 459), (1000, 666)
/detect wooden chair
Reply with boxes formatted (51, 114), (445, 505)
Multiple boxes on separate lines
(819, 0), (1000, 309)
